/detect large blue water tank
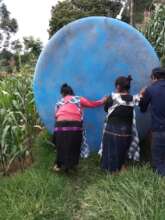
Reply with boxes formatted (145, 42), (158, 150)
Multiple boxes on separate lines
(34, 17), (160, 151)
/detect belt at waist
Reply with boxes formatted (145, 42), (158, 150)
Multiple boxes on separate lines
(107, 117), (132, 125)
(54, 127), (83, 132)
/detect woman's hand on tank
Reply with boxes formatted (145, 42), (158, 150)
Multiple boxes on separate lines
(140, 87), (147, 97)
(102, 96), (108, 104)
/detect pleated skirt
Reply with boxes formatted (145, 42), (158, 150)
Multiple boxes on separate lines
(101, 121), (132, 173)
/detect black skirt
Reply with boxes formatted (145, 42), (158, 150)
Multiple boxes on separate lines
(101, 121), (132, 173)
(54, 121), (83, 169)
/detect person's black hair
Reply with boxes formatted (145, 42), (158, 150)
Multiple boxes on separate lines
(60, 83), (74, 97)
(115, 75), (132, 92)
(151, 67), (165, 80)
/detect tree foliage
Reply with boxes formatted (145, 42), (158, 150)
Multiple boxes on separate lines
(0, 49), (14, 73)
(0, 0), (18, 50)
(144, 4), (165, 59)
(134, 0), (153, 23)
(48, 0), (129, 37)
(23, 36), (43, 57)
(0, 0), (18, 73)
(0, 36), (43, 73)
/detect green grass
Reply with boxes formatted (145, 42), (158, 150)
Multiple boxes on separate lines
(0, 131), (165, 220)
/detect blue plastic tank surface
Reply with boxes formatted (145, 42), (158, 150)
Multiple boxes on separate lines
(34, 16), (160, 151)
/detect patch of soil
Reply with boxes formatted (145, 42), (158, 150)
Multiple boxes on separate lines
(0, 155), (33, 175)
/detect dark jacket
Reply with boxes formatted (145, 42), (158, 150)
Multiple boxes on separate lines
(139, 80), (165, 132)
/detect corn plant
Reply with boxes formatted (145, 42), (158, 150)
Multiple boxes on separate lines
(0, 67), (40, 174)
(144, 4), (165, 59)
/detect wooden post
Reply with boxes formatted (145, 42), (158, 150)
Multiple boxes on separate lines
(130, 0), (134, 26)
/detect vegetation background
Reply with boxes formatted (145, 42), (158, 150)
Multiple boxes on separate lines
(0, 0), (165, 219)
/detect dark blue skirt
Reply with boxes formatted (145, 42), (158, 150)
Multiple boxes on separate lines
(101, 122), (132, 173)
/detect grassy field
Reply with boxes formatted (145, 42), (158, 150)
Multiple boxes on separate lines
(0, 131), (165, 220)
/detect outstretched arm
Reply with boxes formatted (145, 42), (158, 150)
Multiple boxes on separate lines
(80, 97), (106, 108)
